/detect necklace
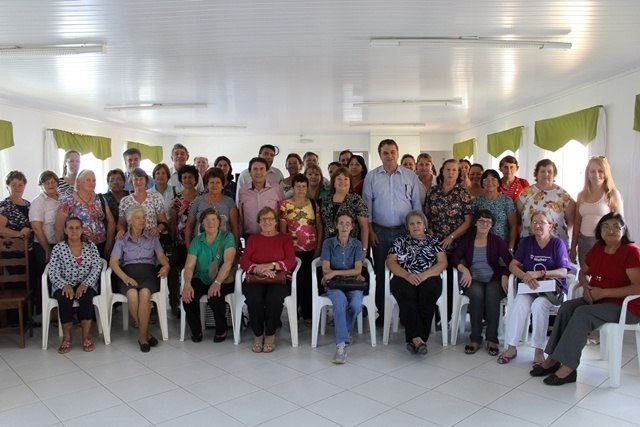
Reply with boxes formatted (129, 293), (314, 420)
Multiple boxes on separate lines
(76, 191), (93, 204)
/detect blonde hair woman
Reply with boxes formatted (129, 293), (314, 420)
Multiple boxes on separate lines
(570, 156), (623, 269)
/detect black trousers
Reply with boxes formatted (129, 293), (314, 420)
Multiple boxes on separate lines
(53, 286), (97, 324)
(182, 278), (233, 336)
(296, 250), (315, 320)
(243, 281), (291, 336)
(391, 275), (442, 343)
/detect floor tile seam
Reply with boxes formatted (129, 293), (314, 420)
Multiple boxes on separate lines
(214, 392), (301, 425)
(40, 393), (123, 422)
(393, 400), (481, 427)
(348, 384), (432, 407)
(571, 405), (640, 425)
(486, 389), (575, 427)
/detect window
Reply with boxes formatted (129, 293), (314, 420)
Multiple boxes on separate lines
(542, 140), (588, 199)
(57, 150), (107, 193)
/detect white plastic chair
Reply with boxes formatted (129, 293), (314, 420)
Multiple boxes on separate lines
(382, 263), (448, 346)
(310, 257), (376, 348)
(42, 259), (110, 349)
(450, 269), (508, 346)
(179, 268), (236, 341)
(232, 257), (301, 347)
(597, 295), (640, 387)
(105, 267), (169, 342)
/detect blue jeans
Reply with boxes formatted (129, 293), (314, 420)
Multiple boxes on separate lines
(326, 289), (364, 344)
(372, 224), (406, 318)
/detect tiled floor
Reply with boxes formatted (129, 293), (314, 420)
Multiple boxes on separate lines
(1, 314), (639, 427)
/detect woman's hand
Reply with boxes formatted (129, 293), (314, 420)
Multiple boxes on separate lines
(121, 275), (138, 287)
(255, 263), (275, 275)
(74, 284), (88, 298)
(62, 284), (74, 299)
(583, 284), (594, 304)
(588, 286), (605, 303)
(157, 264), (170, 278)
(208, 282), (222, 297)
(115, 229), (125, 240)
(569, 247), (578, 264)
(182, 283), (194, 303)
(19, 227), (32, 238)
(460, 270), (472, 288)
(405, 272), (422, 286)
(439, 236), (454, 250)
(148, 227), (160, 237)
(522, 271), (540, 290)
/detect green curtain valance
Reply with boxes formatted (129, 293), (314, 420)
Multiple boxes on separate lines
(487, 126), (522, 158)
(453, 138), (475, 159)
(634, 94), (640, 132)
(127, 141), (163, 164)
(534, 106), (600, 152)
(52, 129), (111, 160)
(0, 120), (14, 151)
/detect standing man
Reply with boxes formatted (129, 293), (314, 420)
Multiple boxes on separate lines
(236, 144), (284, 201)
(338, 149), (353, 167)
(303, 151), (320, 169)
(194, 156), (209, 181)
(169, 143), (204, 192)
(122, 148), (154, 191)
(363, 139), (423, 322)
(237, 157), (285, 237)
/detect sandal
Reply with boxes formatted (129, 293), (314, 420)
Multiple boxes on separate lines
(487, 342), (500, 357)
(262, 338), (276, 353)
(252, 337), (264, 353)
(464, 342), (481, 355)
(82, 337), (95, 352)
(497, 350), (517, 364)
(58, 338), (72, 354)
(405, 342), (417, 354)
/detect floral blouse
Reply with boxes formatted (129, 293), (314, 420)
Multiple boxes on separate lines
(320, 192), (369, 240)
(59, 194), (108, 244)
(0, 198), (31, 232)
(118, 192), (165, 231)
(424, 183), (472, 251)
(173, 192), (197, 243)
(518, 184), (574, 248)
(389, 235), (444, 274)
(48, 241), (102, 292)
(279, 199), (320, 252)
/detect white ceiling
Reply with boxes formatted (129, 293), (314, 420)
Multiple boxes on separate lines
(1, 0), (639, 137)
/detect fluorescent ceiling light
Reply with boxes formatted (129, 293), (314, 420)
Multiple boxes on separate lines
(104, 102), (207, 111)
(174, 124), (246, 129)
(354, 98), (462, 107)
(348, 122), (426, 127)
(0, 44), (106, 56)
(370, 37), (571, 50)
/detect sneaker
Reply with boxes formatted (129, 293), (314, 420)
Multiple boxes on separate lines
(332, 342), (347, 364)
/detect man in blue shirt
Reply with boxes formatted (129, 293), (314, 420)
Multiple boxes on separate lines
(363, 139), (422, 322)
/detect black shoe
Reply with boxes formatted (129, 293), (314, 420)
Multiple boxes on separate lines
(148, 335), (159, 347)
(213, 333), (227, 343)
(543, 370), (577, 386)
(530, 361), (561, 377)
(191, 334), (203, 343)
(171, 306), (181, 319)
(138, 340), (151, 353)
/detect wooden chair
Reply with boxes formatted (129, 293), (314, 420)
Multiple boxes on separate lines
(0, 237), (33, 348)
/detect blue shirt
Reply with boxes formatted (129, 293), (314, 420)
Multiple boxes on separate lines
(321, 236), (363, 270)
(362, 164), (422, 227)
(111, 231), (163, 266)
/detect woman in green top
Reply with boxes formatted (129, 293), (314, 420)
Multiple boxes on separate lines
(181, 208), (236, 343)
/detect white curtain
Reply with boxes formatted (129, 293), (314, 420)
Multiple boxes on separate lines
(587, 106), (607, 156)
(628, 131), (640, 241)
(44, 129), (59, 173)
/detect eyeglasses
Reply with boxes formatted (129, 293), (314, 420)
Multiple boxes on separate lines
(531, 220), (549, 226)
(602, 223), (624, 231)
(259, 217), (277, 223)
(476, 219), (493, 225)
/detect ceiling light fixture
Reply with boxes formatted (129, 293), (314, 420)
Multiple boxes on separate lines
(174, 124), (247, 129)
(348, 122), (426, 127)
(354, 98), (462, 107)
(0, 44), (106, 56)
(104, 102), (208, 111)
(370, 36), (571, 50)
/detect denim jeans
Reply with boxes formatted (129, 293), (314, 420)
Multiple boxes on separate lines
(326, 288), (364, 344)
(372, 224), (406, 318)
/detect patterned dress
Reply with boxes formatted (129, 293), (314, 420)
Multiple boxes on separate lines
(279, 199), (320, 252)
(472, 194), (515, 243)
(58, 194), (108, 244)
(389, 235), (444, 273)
(118, 192), (165, 231)
(48, 241), (102, 292)
(423, 184), (472, 252)
(518, 184), (574, 248)
(320, 192), (368, 240)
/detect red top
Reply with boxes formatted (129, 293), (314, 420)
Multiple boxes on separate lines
(241, 232), (296, 273)
(499, 177), (530, 201)
(586, 242), (640, 317)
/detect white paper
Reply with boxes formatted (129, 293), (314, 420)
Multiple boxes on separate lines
(517, 279), (556, 294)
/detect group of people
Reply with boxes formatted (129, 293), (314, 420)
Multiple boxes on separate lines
(2, 140), (638, 381)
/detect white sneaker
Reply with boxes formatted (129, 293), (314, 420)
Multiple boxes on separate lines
(332, 342), (347, 364)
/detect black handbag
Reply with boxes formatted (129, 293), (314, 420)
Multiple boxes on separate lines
(326, 275), (367, 292)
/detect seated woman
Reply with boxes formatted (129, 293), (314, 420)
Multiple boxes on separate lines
(320, 213), (365, 364)
(499, 210), (571, 365)
(182, 208), (236, 343)
(534, 213), (640, 385)
(109, 207), (170, 352)
(452, 210), (512, 356)
(240, 207), (296, 353)
(387, 210), (447, 355)
(48, 217), (103, 354)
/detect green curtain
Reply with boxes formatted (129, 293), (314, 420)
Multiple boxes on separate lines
(0, 120), (14, 151)
(487, 126), (522, 158)
(534, 106), (600, 152)
(453, 138), (475, 159)
(52, 129), (111, 160)
(127, 141), (163, 164)
(634, 94), (640, 132)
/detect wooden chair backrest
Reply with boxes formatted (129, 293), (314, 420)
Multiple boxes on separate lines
(0, 237), (29, 289)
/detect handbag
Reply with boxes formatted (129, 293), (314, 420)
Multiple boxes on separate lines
(207, 231), (238, 284)
(326, 275), (367, 292)
(245, 270), (287, 285)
